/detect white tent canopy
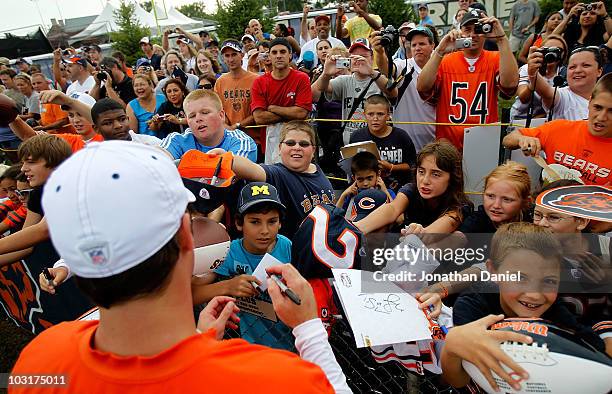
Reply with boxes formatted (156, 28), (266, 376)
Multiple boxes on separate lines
(151, 5), (202, 29)
(69, 1), (202, 42)
(70, 2), (118, 41)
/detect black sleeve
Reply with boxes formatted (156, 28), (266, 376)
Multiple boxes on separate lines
(151, 55), (162, 70)
(26, 186), (44, 216)
(453, 293), (491, 326)
(118, 79), (136, 104)
(155, 101), (170, 116)
(546, 303), (606, 352)
(398, 128), (416, 167)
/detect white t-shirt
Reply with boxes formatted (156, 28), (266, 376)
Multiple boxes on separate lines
(392, 57), (435, 153)
(298, 36), (346, 66)
(327, 74), (382, 144)
(544, 86), (589, 120)
(511, 63), (555, 120)
(66, 75), (96, 96)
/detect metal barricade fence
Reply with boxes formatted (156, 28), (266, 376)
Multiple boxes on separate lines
(222, 312), (454, 394)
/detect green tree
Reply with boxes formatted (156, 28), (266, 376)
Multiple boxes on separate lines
(140, 0), (153, 12)
(110, 0), (151, 65)
(215, 0), (273, 41)
(369, 0), (416, 31)
(177, 2), (215, 20)
(369, 0), (416, 54)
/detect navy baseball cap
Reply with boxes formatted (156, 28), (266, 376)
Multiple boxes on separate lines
(221, 39), (242, 53)
(461, 9), (484, 26)
(353, 189), (388, 221)
(238, 182), (286, 214)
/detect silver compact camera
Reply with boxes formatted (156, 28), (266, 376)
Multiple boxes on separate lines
(336, 57), (351, 69)
(455, 37), (473, 49)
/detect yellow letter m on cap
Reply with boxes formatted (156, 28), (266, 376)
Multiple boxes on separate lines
(251, 185), (270, 196)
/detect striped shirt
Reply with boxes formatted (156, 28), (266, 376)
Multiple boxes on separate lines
(2, 204), (27, 231)
(160, 128), (257, 161)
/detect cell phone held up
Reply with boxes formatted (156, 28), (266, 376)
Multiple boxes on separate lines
(336, 57), (351, 69)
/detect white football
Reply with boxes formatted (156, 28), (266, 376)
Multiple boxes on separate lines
(462, 318), (612, 394)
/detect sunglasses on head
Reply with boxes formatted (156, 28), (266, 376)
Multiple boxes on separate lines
(15, 188), (33, 198)
(570, 45), (600, 55)
(282, 139), (313, 148)
(198, 83), (213, 90)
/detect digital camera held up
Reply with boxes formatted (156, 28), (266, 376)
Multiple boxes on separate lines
(380, 25), (398, 47)
(97, 65), (108, 82)
(455, 37), (473, 49)
(537, 46), (563, 74)
(474, 22), (492, 34)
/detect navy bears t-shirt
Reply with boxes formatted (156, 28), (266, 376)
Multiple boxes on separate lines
(263, 163), (335, 238)
(350, 126), (416, 187)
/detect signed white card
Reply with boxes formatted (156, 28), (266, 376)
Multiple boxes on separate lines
(251, 253), (284, 291)
(332, 269), (433, 348)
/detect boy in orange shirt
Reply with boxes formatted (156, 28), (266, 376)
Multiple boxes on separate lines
(503, 73), (612, 186)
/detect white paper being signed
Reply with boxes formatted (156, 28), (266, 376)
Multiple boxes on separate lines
(332, 269), (433, 348)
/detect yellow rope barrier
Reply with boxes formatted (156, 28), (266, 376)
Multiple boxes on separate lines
(244, 119), (524, 128)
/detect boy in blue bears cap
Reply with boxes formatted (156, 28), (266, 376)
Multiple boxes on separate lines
(192, 181), (294, 350)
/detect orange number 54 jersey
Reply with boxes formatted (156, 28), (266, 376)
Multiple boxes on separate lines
(433, 50), (501, 150)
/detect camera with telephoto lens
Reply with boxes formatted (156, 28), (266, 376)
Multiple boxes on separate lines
(537, 46), (563, 74)
(97, 65), (108, 82)
(380, 25), (398, 47)
(474, 22), (492, 34)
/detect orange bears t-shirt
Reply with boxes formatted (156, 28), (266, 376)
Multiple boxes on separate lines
(430, 50), (501, 150)
(58, 133), (104, 153)
(9, 320), (334, 394)
(40, 103), (76, 134)
(214, 71), (259, 126)
(520, 119), (612, 186)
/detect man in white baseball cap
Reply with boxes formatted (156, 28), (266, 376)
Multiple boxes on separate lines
(10, 142), (350, 393)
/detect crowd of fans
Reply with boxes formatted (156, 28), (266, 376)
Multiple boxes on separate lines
(0, 0), (611, 392)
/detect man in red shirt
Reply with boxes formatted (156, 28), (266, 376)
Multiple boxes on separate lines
(503, 73), (612, 186)
(251, 37), (312, 163)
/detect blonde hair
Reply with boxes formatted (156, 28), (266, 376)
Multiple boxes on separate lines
(14, 73), (32, 85)
(133, 74), (155, 89)
(484, 161), (532, 207)
(279, 120), (316, 146)
(183, 89), (222, 112)
(490, 222), (561, 269)
(329, 47), (349, 58)
(195, 49), (221, 76)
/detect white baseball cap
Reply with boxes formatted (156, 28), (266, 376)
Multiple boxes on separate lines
(42, 141), (195, 279)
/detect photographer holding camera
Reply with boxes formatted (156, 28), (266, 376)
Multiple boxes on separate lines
(90, 57), (136, 108)
(552, 1), (611, 51)
(525, 44), (602, 120)
(511, 34), (568, 120)
(312, 37), (397, 145)
(417, 10), (518, 150)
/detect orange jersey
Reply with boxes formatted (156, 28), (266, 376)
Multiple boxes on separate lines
(9, 320), (334, 394)
(520, 120), (612, 186)
(432, 50), (501, 150)
(40, 103), (76, 134)
(58, 133), (104, 153)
